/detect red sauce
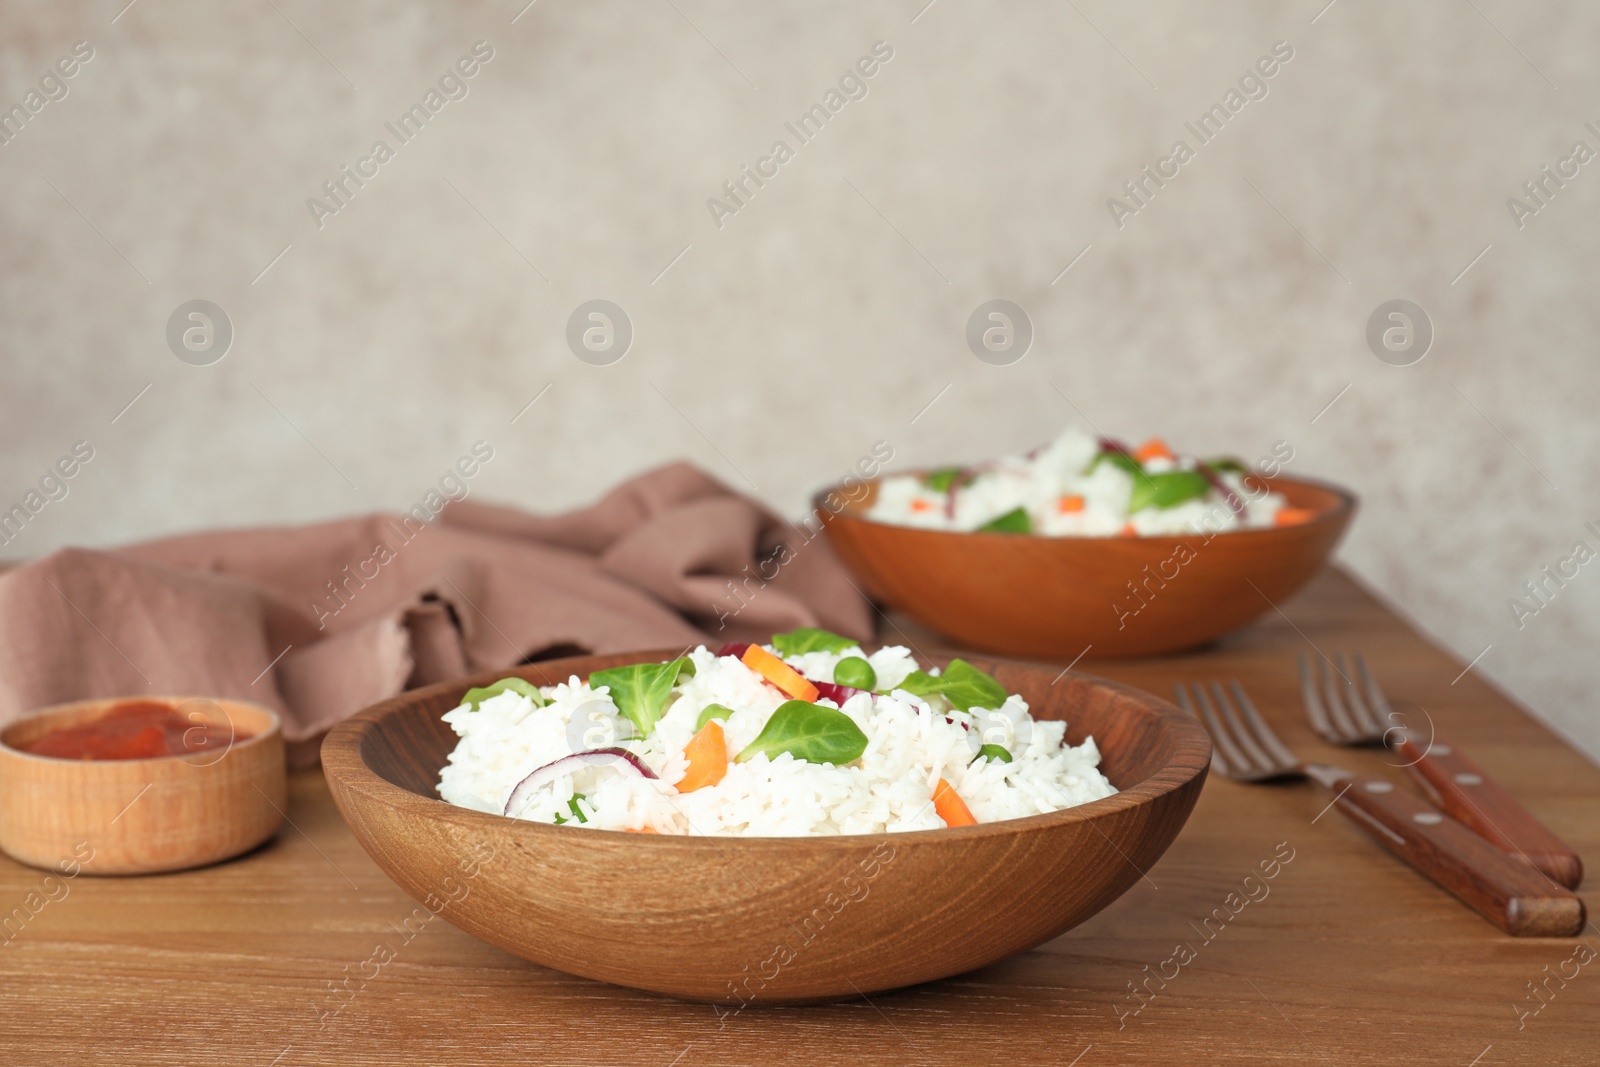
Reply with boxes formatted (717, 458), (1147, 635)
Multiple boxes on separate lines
(20, 700), (250, 761)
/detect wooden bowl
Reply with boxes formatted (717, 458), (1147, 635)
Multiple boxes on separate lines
(0, 697), (287, 875)
(321, 650), (1211, 1004)
(816, 474), (1356, 658)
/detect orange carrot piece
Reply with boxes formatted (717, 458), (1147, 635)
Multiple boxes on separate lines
(1274, 507), (1318, 527)
(1057, 495), (1086, 514)
(910, 498), (937, 513)
(741, 645), (820, 702)
(627, 826), (658, 834)
(1133, 438), (1174, 463)
(933, 778), (976, 827)
(677, 721), (728, 792)
(1119, 522), (1139, 537)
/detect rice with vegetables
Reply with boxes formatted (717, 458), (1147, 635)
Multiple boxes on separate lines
(868, 427), (1307, 537)
(437, 628), (1116, 836)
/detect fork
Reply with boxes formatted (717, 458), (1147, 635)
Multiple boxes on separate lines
(1175, 679), (1585, 938)
(1302, 653), (1583, 889)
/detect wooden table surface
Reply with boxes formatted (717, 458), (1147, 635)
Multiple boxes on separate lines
(1, 568), (1595, 1066)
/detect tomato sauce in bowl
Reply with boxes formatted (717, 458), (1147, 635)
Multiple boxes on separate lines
(18, 700), (250, 761)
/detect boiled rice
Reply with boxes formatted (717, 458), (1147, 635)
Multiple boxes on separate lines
(437, 642), (1116, 836)
(867, 427), (1286, 536)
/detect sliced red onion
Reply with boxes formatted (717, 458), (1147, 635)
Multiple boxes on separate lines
(942, 465), (986, 520)
(715, 641), (751, 659)
(1196, 462), (1247, 519)
(1097, 436), (1135, 459)
(812, 680), (867, 704)
(503, 748), (657, 818)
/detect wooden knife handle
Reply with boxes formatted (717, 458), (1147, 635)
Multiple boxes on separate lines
(1325, 770), (1586, 937)
(1395, 734), (1584, 889)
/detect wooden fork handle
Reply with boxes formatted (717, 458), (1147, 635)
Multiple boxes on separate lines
(1322, 768), (1586, 937)
(1394, 734), (1584, 889)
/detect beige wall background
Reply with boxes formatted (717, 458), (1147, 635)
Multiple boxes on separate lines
(2, 1), (1597, 758)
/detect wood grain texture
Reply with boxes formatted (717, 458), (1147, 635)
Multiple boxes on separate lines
(817, 473), (1355, 658)
(0, 698), (285, 875)
(0, 569), (1596, 1066)
(320, 651), (1213, 1003)
(1397, 733), (1585, 888)
(1320, 767), (1584, 936)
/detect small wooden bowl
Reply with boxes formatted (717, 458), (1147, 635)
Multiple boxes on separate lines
(322, 650), (1211, 1004)
(816, 474), (1356, 658)
(0, 697), (287, 875)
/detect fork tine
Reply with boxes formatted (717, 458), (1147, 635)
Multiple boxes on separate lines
(1229, 680), (1299, 769)
(1177, 684), (1248, 777)
(1320, 654), (1360, 743)
(1354, 653), (1392, 736)
(1209, 681), (1274, 772)
(1192, 682), (1258, 777)
(1300, 654), (1338, 743)
(1175, 685), (1233, 778)
(1340, 652), (1384, 737)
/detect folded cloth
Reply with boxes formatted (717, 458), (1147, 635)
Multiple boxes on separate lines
(0, 463), (871, 765)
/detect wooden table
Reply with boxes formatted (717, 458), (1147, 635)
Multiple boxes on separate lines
(1, 568), (1595, 1065)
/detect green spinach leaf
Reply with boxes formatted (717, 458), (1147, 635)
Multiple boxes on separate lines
(590, 658), (695, 737)
(1204, 457), (1245, 473)
(973, 743), (1014, 764)
(552, 794), (589, 825)
(734, 700), (868, 765)
(896, 659), (1009, 712)
(1085, 448), (1144, 478)
(461, 677), (545, 711)
(771, 627), (859, 656)
(921, 467), (966, 492)
(1128, 470), (1209, 512)
(694, 703), (735, 733)
(977, 506), (1031, 534)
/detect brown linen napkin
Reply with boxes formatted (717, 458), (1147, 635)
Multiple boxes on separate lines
(0, 462), (870, 765)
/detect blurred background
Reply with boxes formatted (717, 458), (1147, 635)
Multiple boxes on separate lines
(2, 1), (1596, 757)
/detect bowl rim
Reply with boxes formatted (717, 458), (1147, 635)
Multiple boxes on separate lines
(811, 470), (1358, 544)
(322, 648), (1212, 848)
(0, 695), (282, 767)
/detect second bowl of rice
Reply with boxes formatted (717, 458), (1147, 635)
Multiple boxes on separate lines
(815, 432), (1355, 657)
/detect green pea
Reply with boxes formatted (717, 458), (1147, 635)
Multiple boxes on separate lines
(834, 656), (877, 691)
